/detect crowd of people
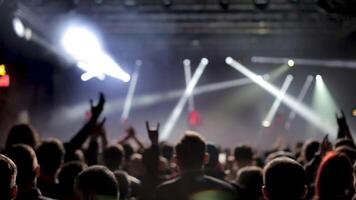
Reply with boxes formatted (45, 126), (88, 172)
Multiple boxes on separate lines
(0, 93), (355, 200)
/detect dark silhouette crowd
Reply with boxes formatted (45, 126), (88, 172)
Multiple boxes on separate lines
(0, 93), (355, 200)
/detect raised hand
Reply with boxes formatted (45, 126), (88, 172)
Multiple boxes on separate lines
(336, 110), (352, 139)
(320, 134), (332, 156)
(90, 118), (107, 139)
(146, 121), (160, 145)
(126, 126), (136, 138)
(90, 92), (105, 119)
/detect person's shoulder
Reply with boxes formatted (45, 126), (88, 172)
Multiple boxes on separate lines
(38, 196), (57, 200)
(156, 176), (180, 191)
(204, 175), (235, 189)
(154, 177), (181, 200)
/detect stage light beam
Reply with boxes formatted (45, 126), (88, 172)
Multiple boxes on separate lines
(121, 64), (140, 122)
(262, 75), (293, 128)
(61, 26), (130, 82)
(226, 57), (337, 136)
(311, 75), (338, 135)
(161, 58), (208, 140)
(183, 59), (195, 112)
(285, 75), (314, 129)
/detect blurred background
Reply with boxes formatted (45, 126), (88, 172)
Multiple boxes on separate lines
(0, 0), (355, 149)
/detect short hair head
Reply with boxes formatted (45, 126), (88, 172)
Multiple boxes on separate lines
(36, 138), (65, 175)
(237, 166), (263, 198)
(58, 161), (87, 199)
(6, 144), (38, 189)
(103, 145), (125, 171)
(315, 151), (354, 200)
(75, 165), (118, 199)
(302, 140), (319, 163)
(6, 124), (40, 150)
(0, 154), (17, 200)
(263, 157), (306, 200)
(206, 143), (219, 168)
(234, 145), (253, 166)
(175, 131), (206, 169)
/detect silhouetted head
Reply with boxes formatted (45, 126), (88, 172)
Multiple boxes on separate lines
(6, 144), (39, 190)
(302, 140), (320, 163)
(234, 145), (253, 168)
(237, 166), (263, 200)
(103, 145), (125, 171)
(160, 143), (174, 161)
(127, 153), (145, 178)
(58, 161), (87, 200)
(335, 138), (356, 149)
(74, 165), (118, 200)
(36, 138), (65, 176)
(0, 154), (17, 200)
(315, 152), (354, 200)
(263, 157), (307, 200)
(122, 143), (134, 161)
(205, 143), (220, 168)
(6, 124), (40, 150)
(175, 131), (207, 170)
(335, 146), (356, 163)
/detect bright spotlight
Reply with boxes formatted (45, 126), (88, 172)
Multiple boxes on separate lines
(262, 120), (271, 127)
(61, 26), (130, 82)
(201, 58), (209, 65)
(226, 57), (337, 136)
(316, 75), (322, 81)
(183, 59), (191, 66)
(288, 59), (294, 67)
(13, 17), (25, 38)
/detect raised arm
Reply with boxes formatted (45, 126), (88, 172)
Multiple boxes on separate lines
(65, 93), (105, 159)
(336, 110), (354, 143)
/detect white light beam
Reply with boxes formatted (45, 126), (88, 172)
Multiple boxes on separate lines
(262, 75), (294, 127)
(285, 75), (314, 129)
(121, 65), (140, 122)
(226, 57), (337, 135)
(161, 58), (208, 140)
(184, 59), (195, 112)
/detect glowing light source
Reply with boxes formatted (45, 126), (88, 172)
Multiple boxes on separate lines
(183, 59), (191, 66)
(0, 65), (6, 76)
(13, 17), (25, 38)
(352, 109), (356, 117)
(161, 58), (208, 140)
(262, 75), (294, 128)
(61, 26), (130, 82)
(287, 59), (294, 67)
(0, 75), (10, 87)
(262, 120), (271, 127)
(189, 110), (200, 126)
(316, 75), (322, 81)
(226, 57), (337, 136)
